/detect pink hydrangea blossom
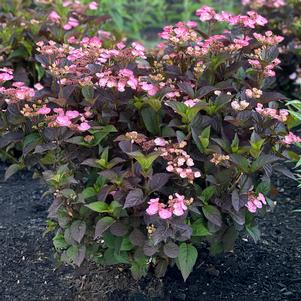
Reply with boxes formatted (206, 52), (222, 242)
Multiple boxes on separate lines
(63, 17), (79, 30)
(37, 106), (51, 115)
(131, 42), (146, 59)
(48, 11), (61, 23)
(146, 194), (192, 219)
(196, 6), (216, 22)
(88, 1), (98, 10)
(281, 132), (301, 145)
(77, 122), (91, 132)
(0, 68), (13, 83)
(246, 192), (266, 213)
(242, 0), (286, 9)
(66, 110), (80, 119)
(34, 83), (44, 91)
(253, 31), (284, 46)
(156, 140), (201, 183)
(140, 82), (159, 96)
(256, 103), (289, 122)
(154, 137), (168, 147)
(56, 115), (72, 127)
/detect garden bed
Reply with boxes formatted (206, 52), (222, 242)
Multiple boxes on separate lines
(0, 164), (300, 301)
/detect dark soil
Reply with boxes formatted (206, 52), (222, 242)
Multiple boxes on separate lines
(1, 164), (301, 301)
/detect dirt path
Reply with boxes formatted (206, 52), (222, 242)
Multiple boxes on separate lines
(0, 165), (73, 301)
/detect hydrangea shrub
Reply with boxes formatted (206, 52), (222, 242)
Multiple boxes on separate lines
(242, 0), (301, 97)
(1, 6), (300, 281)
(0, 0), (108, 86)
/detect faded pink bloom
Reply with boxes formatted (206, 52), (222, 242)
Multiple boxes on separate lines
(256, 103), (289, 122)
(77, 122), (91, 132)
(88, 1), (98, 10)
(140, 82), (158, 96)
(281, 132), (301, 145)
(34, 83), (44, 91)
(159, 208), (173, 219)
(63, 17), (79, 30)
(37, 106), (51, 115)
(146, 198), (160, 215)
(56, 115), (72, 127)
(184, 99), (200, 107)
(0, 72), (13, 82)
(131, 42), (146, 58)
(66, 110), (80, 119)
(196, 6), (216, 22)
(170, 193), (188, 216)
(246, 192), (266, 213)
(154, 137), (168, 147)
(48, 11), (61, 23)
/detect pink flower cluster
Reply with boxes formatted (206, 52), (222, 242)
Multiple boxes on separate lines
(48, 1), (98, 29)
(0, 82), (35, 103)
(96, 68), (138, 92)
(37, 40), (146, 87)
(256, 103), (289, 122)
(146, 193), (192, 219)
(253, 31), (284, 46)
(48, 11), (61, 23)
(196, 6), (268, 28)
(248, 58), (281, 77)
(246, 192), (266, 213)
(242, 0), (286, 9)
(63, 17), (79, 31)
(37, 107), (91, 132)
(159, 22), (198, 43)
(281, 132), (301, 145)
(0, 68), (13, 83)
(154, 138), (201, 183)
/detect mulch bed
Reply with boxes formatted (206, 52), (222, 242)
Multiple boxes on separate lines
(0, 164), (300, 301)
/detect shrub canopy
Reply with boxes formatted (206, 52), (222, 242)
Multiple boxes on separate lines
(0, 4), (300, 280)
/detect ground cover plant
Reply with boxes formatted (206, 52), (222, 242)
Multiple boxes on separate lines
(1, 4), (300, 282)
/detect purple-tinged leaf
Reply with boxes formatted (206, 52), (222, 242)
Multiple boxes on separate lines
(123, 189), (144, 208)
(149, 173), (170, 191)
(163, 241), (179, 258)
(70, 220), (86, 243)
(202, 205), (222, 227)
(129, 229), (146, 246)
(94, 216), (115, 239)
